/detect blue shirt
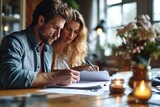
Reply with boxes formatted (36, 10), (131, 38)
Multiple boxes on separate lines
(0, 26), (53, 89)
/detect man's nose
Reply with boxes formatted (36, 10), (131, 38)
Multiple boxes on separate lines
(54, 29), (61, 38)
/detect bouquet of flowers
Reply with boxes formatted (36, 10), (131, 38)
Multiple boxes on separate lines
(115, 14), (160, 66)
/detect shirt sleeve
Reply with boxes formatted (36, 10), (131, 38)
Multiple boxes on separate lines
(0, 35), (37, 89)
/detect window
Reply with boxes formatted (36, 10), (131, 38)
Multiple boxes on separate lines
(107, 0), (122, 5)
(89, 0), (159, 58)
(105, 0), (137, 55)
(87, 0), (160, 67)
(153, 0), (160, 29)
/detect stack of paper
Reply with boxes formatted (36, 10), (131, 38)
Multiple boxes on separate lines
(47, 81), (106, 89)
(80, 70), (110, 81)
(38, 70), (110, 96)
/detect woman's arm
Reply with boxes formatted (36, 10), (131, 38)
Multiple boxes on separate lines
(71, 65), (99, 71)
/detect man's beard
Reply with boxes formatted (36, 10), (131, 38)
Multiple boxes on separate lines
(38, 29), (55, 45)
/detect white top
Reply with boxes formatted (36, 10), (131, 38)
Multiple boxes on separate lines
(57, 56), (69, 69)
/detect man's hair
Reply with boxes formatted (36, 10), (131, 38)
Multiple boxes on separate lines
(31, 0), (73, 26)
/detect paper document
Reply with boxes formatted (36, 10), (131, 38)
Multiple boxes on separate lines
(47, 81), (106, 89)
(47, 70), (110, 89)
(152, 87), (160, 94)
(80, 70), (110, 81)
(38, 88), (107, 96)
(38, 82), (110, 96)
(39, 82), (110, 96)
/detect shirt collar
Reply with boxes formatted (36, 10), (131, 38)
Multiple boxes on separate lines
(26, 26), (51, 52)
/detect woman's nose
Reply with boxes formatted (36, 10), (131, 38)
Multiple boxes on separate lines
(69, 31), (74, 38)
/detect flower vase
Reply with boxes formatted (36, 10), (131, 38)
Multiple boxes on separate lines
(128, 59), (151, 89)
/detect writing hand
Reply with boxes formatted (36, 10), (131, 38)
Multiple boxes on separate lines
(52, 69), (80, 86)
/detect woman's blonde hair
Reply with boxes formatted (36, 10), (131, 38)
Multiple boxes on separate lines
(52, 9), (88, 69)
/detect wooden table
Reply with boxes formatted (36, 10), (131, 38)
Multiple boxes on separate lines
(0, 71), (159, 107)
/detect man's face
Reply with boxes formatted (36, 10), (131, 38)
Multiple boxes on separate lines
(38, 15), (66, 45)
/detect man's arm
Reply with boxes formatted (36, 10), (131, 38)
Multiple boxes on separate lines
(0, 35), (37, 89)
(31, 69), (80, 87)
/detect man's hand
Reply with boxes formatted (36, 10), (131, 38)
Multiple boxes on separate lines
(52, 69), (80, 86)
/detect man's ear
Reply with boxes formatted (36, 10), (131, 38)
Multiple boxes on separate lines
(38, 15), (45, 25)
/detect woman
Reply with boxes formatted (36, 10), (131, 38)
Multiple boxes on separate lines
(52, 10), (98, 71)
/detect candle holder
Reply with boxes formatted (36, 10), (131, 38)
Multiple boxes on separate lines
(133, 80), (152, 102)
(109, 78), (125, 94)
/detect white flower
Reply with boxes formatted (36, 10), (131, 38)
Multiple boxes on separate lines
(137, 14), (151, 30)
(128, 21), (138, 29)
(115, 14), (160, 61)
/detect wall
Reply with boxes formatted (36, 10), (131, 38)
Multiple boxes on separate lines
(25, 0), (42, 27)
(25, 0), (94, 29)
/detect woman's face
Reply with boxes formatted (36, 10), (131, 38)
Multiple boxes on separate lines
(61, 20), (80, 44)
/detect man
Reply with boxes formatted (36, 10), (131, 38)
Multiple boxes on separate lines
(0, 0), (80, 89)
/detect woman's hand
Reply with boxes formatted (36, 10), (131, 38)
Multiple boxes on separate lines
(71, 65), (99, 71)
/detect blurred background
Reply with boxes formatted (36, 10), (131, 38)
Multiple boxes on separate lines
(0, 0), (160, 71)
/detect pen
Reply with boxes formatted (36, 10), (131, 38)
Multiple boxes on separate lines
(63, 60), (70, 69)
(87, 60), (96, 71)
